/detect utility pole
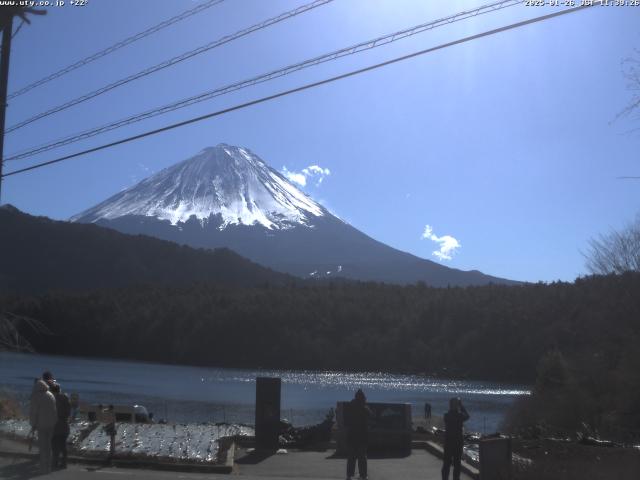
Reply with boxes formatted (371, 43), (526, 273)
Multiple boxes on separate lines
(0, 6), (45, 203)
(0, 13), (13, 203)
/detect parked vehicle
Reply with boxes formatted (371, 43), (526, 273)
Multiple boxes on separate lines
(77, 404), (151, 423)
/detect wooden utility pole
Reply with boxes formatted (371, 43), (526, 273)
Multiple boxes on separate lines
(0, 13), (13, 203)
(0, 6), (45, 202)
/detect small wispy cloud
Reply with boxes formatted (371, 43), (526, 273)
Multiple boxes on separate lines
(421, 225), (461, 261)
(282, 167), (307, 186)
(282, 164), (331, 187)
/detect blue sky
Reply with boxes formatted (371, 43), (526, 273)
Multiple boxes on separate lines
(2, 0), (639, 283)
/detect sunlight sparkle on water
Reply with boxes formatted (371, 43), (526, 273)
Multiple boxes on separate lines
(218, 370), (530, 395)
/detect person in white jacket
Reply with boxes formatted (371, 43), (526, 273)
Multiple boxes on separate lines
(29, 379), (57, 473)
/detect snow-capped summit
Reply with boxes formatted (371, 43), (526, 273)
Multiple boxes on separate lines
(72, 144), (325, 230)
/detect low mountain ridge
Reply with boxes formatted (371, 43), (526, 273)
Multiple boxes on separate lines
(0, 205), (291, 293)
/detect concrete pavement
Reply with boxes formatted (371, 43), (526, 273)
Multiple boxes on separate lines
(0, 449), (473, 480)
(234, 447), (472, 479)
(1, 434), (474, 479)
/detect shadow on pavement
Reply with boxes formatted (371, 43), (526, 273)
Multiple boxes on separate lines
(235, 449), (277, 465)
(326, 450), (412, 460)
(84, 464), (110, 472)
(0, 458), (44, 480)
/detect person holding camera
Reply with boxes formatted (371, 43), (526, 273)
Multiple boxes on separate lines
(442, 397), (469, 480)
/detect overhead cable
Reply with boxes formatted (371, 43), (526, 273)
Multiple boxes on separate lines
(5, 0), (335, 133)
(6, 0), (523, 161)
(7, 0), (225, 100)
(1, 3), (598, 179)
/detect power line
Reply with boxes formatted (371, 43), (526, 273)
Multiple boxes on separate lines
(1, 3), (597, 180)
(11, 19), (25, 39)
(4, 0), (335, 134)
(5, 0), (333, 133)
(6, 0), (523, 162)
(7, 0), (225, 100)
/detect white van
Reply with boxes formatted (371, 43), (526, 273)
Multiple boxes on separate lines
(78, 404), (151, 423)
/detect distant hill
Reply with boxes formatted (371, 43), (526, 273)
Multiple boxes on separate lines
(0, 205), (291, 293)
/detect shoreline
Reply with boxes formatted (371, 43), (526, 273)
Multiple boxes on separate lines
(1, 351), (528, 434)
(0, 350), (532, 392)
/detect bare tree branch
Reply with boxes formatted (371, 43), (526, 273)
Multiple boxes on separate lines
(0, 311), (51, 352)
(614, 49), (640, 122)
(584, 215), (640, 274)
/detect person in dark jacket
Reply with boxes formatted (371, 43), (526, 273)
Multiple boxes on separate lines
(345, 389), (370, 480)
(442, 397), (470, 480)
(50, 383), (71, 469)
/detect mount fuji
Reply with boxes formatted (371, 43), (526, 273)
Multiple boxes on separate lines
(72, 144), (514, 286)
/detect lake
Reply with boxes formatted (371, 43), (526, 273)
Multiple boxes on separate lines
(0, 351), (529, 433)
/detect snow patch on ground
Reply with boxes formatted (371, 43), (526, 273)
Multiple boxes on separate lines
(0, 419), (253, 464)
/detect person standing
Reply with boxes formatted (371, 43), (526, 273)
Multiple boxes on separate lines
(50, 383), (71, 469)
(425, 402), (432, 420)
(29, 379), (57, 474)
(442, 397), (469, 480)
(103, 405), (117, 459)
(345, 389), (370, 480)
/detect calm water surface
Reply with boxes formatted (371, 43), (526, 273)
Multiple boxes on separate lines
(0, 352), (529, 433)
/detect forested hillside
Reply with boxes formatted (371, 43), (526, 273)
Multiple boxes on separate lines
(4, 273), (639, 383)
(0, 205), (291, 292)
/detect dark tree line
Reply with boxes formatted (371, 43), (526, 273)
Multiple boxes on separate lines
(2, 273), (639, 385)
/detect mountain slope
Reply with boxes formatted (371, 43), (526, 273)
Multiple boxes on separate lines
(73, 145), (325, 229)
(73, 144), (516, 287)
(0, 205), (291, 293)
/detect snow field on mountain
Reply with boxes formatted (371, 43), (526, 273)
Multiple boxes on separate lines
(73, 144), (326, 230)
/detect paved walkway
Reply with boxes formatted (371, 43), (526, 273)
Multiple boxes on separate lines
(0, 436), (473, 479)
(235, 448), (472, 479)
(0, 452), (473, 480)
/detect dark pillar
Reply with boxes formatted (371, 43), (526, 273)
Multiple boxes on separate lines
(255, 377), (281, 450)
(479, 436), (512, 480)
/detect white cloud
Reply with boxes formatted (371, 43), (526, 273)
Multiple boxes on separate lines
(282, 164), (331, 187)
(421, 225), (461, 261)
(282, 167), (307, 186)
